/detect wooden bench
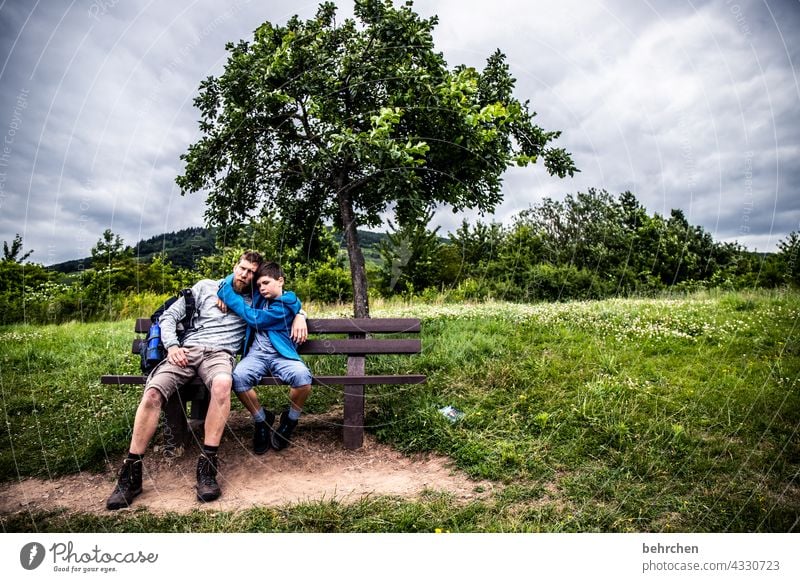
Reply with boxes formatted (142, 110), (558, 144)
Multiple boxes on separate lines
(101, 317), (425, 450)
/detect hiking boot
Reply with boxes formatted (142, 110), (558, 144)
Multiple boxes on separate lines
(195, 454), (221, 502)
(253, 409), (276, 455)
(271, 408), (298, 451)
(106, 458), (143, 510)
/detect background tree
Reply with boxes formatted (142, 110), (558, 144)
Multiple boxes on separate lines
(0, 234), (51, 324)
(2, 233), (34, 263)
(451, 190), (756, 299)
(448, 220), (505, 271)
(775, 231), (800, 287)
(78, 231), (188, 319)
(177, 0), (577, 317)
(91, 229), (132, 270)
(378, 210), (443, 295)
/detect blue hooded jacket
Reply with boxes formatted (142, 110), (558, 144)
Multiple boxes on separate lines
(217, 274), (303, 361)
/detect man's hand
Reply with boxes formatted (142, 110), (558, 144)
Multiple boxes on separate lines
(167, 345), (189, 368)
(291, 313), (308, 344)
(216, 298), (228, 313)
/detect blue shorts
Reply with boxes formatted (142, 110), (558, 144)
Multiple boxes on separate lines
(232, 346), (312, 393)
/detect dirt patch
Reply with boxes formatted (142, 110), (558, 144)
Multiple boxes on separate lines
(0, 410), (495, 517)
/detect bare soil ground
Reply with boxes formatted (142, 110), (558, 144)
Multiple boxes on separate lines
(0, 410), (494, 517)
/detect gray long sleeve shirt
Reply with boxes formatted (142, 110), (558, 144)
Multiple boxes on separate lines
(158, 279), (251, 354)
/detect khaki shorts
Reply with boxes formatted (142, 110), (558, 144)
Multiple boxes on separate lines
(145, 346), (235, 401)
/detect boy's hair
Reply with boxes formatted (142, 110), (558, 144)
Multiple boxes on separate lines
(239, 250), (263, 266)
(257, 261), (284, 281)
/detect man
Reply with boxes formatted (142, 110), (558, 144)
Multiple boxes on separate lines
(105, 251), (307, 510)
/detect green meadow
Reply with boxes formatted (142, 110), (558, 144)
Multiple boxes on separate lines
(1, 290), (798, 532)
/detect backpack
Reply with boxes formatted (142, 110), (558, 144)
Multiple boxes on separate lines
(140, 288), (196, 374)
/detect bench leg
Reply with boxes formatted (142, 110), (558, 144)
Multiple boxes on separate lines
(343, 383), (365, 449)
(343, 354), (366, 449)
(162, 393), (189, 454)
(190, 396), (209, 421)
(188, 394), (208, 444)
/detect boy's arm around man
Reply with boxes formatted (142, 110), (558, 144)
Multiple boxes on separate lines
(217, 273), (301, 330)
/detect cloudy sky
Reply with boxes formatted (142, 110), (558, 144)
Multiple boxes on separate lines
(0, 0), (797, 266)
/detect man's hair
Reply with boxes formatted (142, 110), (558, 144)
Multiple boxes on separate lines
(239, 251), (263, 266)
(257, 261), (284, 281)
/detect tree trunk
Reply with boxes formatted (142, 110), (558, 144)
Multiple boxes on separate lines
(337, 184), (370, 318)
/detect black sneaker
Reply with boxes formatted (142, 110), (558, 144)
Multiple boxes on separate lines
(195, 454), (221, 502)
(253, 409), (276, 455)
(106, 459), (143, 510)
(271, 408), (298, 451)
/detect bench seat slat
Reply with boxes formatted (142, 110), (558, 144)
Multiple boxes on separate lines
(101, 374), (426, 386)
(101, 375), (147, 384)
(133, 338), (421, 355)
(263, 374), (425, 385)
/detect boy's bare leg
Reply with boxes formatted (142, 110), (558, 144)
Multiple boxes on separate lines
(272, 385), (312, 451)
(235, 387), (262, 416)
(289, 385), (311, 412)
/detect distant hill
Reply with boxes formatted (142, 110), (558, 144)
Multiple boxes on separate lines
(48, 226), (216, 273)
(47, 257), (91, 274)
(133, 226), (216, 269)
(48, 227), (391, 274)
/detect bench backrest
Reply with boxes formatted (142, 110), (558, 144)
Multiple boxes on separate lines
(132, 317), (422, 356)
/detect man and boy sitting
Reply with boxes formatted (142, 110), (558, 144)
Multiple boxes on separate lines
(106, 253), (312, 510)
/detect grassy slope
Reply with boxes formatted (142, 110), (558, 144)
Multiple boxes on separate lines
(1, 290), (798, 532)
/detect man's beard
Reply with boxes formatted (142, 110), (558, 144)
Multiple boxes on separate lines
(232, 278), (248, 294)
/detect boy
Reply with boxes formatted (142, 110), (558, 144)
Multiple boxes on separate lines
(217, 262), (312, 453)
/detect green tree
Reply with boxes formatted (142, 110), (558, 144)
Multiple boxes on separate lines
(651, 209), (718, 286)
(776, 231), (800, 286)
(508, 189), (629, 291)
(177, 0), (577, 317)
(2, 233), (34, 263)
(378, 211), (443, 295)
(494, 216), (546, 291)
(299, 257), (353, 304)
(0, 235), (53, 324)
(436, 219), (506, 289)
(447, 219), (505, 271)
(228, 211), (341, 274)
(91, 228), (132, 270)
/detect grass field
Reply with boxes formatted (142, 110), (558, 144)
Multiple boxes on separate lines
(1, 290), (798, 532)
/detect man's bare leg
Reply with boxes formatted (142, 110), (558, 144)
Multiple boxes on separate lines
(106, 388), (163, 510)
(196, 374), (232, 502)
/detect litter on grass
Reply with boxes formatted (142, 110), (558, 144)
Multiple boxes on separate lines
(438, 405), (465, 423)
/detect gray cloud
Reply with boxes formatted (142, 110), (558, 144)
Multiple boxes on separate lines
(0, 0), (798, 265)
